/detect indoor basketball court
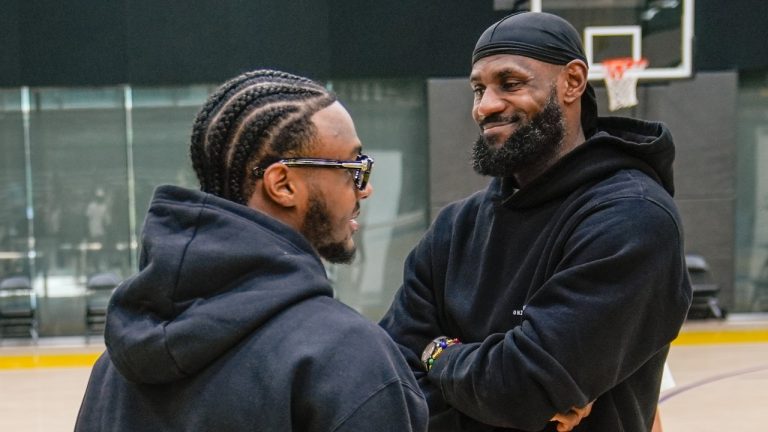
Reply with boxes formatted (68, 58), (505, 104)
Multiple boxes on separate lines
(3, 1), (767, 431)
(2, 315), (767, 431)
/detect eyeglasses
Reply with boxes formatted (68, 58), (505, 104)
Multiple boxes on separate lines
(253, 154), (374, 191)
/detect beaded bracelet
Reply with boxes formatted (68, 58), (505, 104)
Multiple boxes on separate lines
(422, 336), (461, 372)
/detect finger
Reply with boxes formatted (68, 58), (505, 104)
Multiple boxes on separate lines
(550, 413), (564, 422)
(551, 401), (595, 431)
(551, 412), (579, 431)
(571, 405), (588, 418)
(556, 417), (575, 431)
(550, 412), (571, 423)
(570, 401), (594, 419)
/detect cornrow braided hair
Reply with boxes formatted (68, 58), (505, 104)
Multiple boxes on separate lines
(189, 69), (337, 204)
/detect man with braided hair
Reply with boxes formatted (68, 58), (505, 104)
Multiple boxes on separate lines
(76, 69), (428, 432)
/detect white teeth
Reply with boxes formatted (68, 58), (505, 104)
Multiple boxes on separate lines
(350, 219), (359, 231)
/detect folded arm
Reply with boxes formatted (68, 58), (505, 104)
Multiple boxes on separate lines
(382, 197), (690, 430)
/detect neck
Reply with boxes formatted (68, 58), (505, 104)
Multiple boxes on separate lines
(512, 127), (586, 188)
(247, 191), (303, 234)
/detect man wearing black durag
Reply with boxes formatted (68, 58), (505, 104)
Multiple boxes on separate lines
(380, 12), (692, 432)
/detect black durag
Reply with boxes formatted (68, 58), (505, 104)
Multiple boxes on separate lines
(472, 12), (598, 137)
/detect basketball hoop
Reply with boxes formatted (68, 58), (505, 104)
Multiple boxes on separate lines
(601, 57), (648, 112)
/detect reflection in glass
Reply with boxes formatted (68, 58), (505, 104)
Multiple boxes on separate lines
(735, 72), (768, 313)
(131, 85), (213, 238)
(0, 90), (28, 279)
(0, 80), (430, 337)
(29, 88), (130, 305)
(327, 80), (429, 320)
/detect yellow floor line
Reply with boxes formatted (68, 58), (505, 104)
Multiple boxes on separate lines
(673, 329), (768, 345)
(0, 353), (101, 370)
(1, 329), (766, 370)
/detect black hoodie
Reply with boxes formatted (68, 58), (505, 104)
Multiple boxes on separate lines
(76, 186), (427, 432)
(380, 117), (692, 431)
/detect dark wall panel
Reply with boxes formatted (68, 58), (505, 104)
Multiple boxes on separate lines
(696, 0), (768, 72)
(19, 0), (127, 86)
(2, 0), (766, 85)
(328, 0), (503, 78)
(124, 1), (232, 85)
(1, 0), (331, 87)
(125, 0), (331, 85)
(225, 1), (331, 81)
(0, 0), (22, 85)
(638, 72), (739, 309)
(645, 73), (738, 201)
(427, 78), (487, 219)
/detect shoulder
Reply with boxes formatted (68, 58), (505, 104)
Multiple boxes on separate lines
(581, 169), (681, 224)
(235, 295), (420, 394)
(272, 298), (426, 431)
(330, 378), (428, 432)
(565, 172), (684, 251)
(590, 168), (671, 198)
(286, 297), (411, 368)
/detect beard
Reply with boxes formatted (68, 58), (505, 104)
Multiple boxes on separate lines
(472, 86), (566, 178)
(301, 191), (356, 264)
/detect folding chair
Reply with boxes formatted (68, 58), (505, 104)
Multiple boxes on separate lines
(751, 259), (768, 312)
(85, 272), (121, 340)
(685, 254), (726, 320)
(0, 275), (38, 342)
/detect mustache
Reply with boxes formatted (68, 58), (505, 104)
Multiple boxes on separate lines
(479, 113), (521, 128)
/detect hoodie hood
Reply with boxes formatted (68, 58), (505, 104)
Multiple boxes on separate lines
(497, 116), (676, 208)
(105, 185), (332, 384)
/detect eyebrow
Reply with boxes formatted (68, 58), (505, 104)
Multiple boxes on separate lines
(470, 66), (529, 84)
(348, 145), (363, 159)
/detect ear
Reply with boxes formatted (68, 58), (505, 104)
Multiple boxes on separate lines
(261, 163), (301, 208)
(562, 59), (589, 106)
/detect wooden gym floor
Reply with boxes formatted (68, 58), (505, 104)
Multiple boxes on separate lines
(1, 314), (767, 431)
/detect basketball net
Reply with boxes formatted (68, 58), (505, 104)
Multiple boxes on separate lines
(602, 57), (648, 111)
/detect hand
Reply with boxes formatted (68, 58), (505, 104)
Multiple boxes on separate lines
(550, 402), (594, 431)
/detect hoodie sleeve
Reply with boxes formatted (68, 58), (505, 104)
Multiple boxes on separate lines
(380, 208), (492, 431)
(427, 195), (691, 430)
(383, 192), (692, 430)
(331, 379), (428, 432)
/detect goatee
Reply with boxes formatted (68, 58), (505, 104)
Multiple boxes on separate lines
(301, 191), (356, 264)
(472, 86), (566, 178)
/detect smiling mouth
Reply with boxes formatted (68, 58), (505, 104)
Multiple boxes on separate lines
(349, 218), (359, 234)
(480, 115), (520, 132)
(349, 205), (361, 232)
(482, 122), (514, 132)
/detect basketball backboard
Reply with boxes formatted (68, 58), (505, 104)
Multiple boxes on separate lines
(493, 0), (694, 81)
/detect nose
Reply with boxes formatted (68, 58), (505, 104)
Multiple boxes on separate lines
(474, 88), (505, 121)
(357, 182), (373, 200)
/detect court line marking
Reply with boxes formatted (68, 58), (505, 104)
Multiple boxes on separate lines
(672, 329), (768, 345)
(1, 328), (766, 369)
(0, 353), (101, 370)
(659, 363), (768, 403)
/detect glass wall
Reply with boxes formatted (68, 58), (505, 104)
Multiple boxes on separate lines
(30, 88), (129, 293)
(131, 86), (216, 240)
(0, 79), (429, 337)
(0, 90), (27, 281)
(735, 71), (768, 313)
(328, 79), (430, 320)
